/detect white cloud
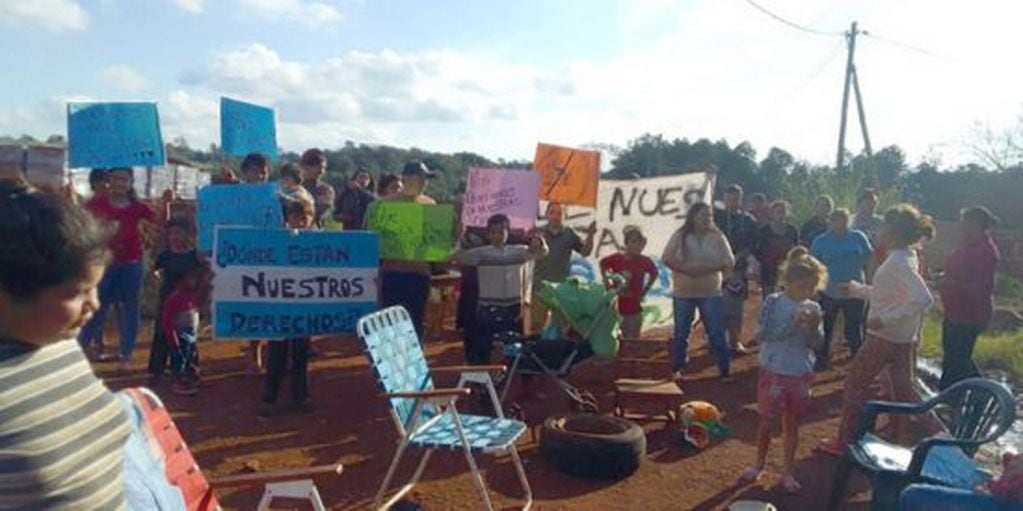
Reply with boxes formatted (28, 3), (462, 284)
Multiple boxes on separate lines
(3, 0), (1023, 169)
(235, 0), (341, 25)
(184, 44), (543, 125)
(173, 0), (204, 13)
(0, 0), (88, 32)
(99, 65), (152, 94)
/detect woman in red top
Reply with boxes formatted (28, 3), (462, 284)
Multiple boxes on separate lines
(599, 226), (659, 339)
(938, 206), (999, 389)
(754, 201), (799, 294)
(78, 167), (166, 370)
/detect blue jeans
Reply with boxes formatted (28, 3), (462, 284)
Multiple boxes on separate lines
(79, 262), (144, 359)
(672, 296), (730, 376)
(169, 327), (197, 377)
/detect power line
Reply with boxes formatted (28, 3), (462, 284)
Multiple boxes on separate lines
(861, 32), (946, 59)
(743, 0), (843, 37)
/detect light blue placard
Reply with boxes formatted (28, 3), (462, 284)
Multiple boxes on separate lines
(220, 97), (278, 160)
(196, 183), (283, 251)
(67, 102), (165, 169)
(212, 227), (380, 339)
(214, 301), (378, 339)
(214, 229), (381, 269)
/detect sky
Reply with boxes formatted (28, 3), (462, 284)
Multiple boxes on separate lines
(1, 0), (1021, 168)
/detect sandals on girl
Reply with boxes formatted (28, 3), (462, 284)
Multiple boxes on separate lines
(781, 474), (802, 494)
(738, 466), (764, 485)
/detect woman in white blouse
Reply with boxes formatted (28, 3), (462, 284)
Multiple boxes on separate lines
(819, 204), (935, 455)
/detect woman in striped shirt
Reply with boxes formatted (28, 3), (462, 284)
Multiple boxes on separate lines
(0, 180), (132, 510)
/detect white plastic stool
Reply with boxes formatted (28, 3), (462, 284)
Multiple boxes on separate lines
(256, 479), (327, 511)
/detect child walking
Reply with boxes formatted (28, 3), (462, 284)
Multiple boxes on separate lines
(740, 247), (827, 493)
(260, 198), (316, 416)
(599, 226), (659, 339)
(452, 214), (548, 365)
(162, 261), (207, 396)
(148, 218), (202, 385)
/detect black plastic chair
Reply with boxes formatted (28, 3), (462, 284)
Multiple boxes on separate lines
(828, 378), (1017, 511)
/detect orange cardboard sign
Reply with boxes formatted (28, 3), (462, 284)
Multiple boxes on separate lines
(533, 142), (600, 208)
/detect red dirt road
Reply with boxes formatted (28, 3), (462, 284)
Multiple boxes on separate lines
(96, 299), (881, 510)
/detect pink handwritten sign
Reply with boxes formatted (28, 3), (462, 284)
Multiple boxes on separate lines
(462, 168), (540, 230)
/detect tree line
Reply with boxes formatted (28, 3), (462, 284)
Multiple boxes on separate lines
(3, 132), (1020, 228)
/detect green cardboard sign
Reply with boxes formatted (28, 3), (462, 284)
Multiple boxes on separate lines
(365, 202), (454, 262)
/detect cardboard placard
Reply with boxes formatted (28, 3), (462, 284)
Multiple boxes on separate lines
(212, 227), (379, 338)
(67, 102), (165, 168)
(534, 142), (601, 208)
(462, 168), (540, 230)
(220, 97), (278, 160)
(365, 202), (455, 262)
(196, 183), (283, 251)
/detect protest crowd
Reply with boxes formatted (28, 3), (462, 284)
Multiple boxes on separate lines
(0, 99), (1016, 511)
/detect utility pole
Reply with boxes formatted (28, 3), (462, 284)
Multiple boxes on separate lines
(835, 21), (873, 172)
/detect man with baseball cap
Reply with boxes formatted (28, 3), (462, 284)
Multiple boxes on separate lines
(370, 160), (438, 339)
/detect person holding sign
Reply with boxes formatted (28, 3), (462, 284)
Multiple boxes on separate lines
(453, 214), (548, 365)
(529, 203), (596, 333)
(240, 153), (271, 184)
(370, 161), (438, 340)
(260, 198), (317, 416)
(238, 152), (273, 373)
(77, 168), (111, 357)
(662, 202), (735, 378)
(79, 167), (170, 371)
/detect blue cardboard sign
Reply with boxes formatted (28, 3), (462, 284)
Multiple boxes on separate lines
(67, 102), (165, 169)
(196, 183), (283, 251)
(212, 227), (380, 339)
(220, 97), (278, 160)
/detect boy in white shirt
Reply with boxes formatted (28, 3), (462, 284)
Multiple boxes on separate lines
(453, 214), (548, 365)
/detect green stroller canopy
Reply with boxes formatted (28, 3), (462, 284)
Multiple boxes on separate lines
(536, 277), (621, 359)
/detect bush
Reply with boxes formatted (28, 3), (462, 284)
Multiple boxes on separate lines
(995, 273), (1023, 302)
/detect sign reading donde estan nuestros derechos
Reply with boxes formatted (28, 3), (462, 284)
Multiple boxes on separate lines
(212, 227), (379, 339)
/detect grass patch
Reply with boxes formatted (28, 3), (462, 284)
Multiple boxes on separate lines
(996, 273), (1023, 304)
(920, 317), (1023, 383)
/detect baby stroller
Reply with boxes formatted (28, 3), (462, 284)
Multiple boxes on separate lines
(497, 276), (623, 414)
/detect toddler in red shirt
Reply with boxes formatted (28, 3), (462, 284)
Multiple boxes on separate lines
(162, 262), (206, 396)
(599, 226), (659, 339)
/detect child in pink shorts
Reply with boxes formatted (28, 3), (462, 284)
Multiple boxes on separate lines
(740, 247), (827, 493)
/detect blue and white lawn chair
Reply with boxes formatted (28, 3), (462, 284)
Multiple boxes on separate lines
(357, 306), (533, 511)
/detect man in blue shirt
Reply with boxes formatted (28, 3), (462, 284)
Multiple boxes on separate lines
(810, 208), (872, 371)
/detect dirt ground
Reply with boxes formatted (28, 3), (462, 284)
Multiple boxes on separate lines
(95, 297), (886, 510)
